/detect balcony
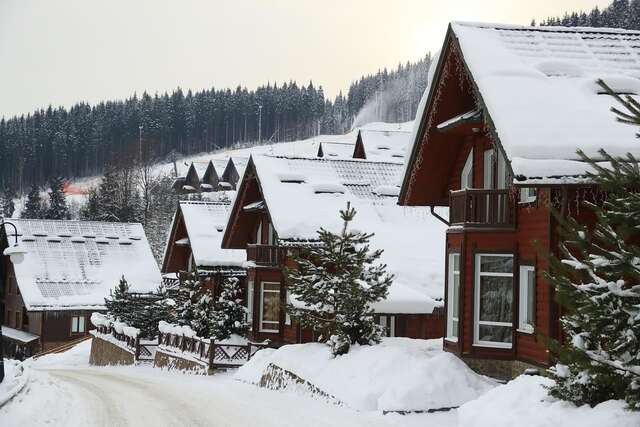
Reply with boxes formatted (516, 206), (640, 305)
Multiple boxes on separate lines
(247, 244), (287, 267)
(449, 189), (516, 228)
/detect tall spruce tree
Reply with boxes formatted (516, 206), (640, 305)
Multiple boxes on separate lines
(105, 276), (132, 323)
(177, 274), (216, 337)
(211, 277), (249, 341)
(547, 80), (640, 410)
(286, 203), (393, 355)
(2, 187), (16, 218)
(46, 177), (70, 220)
(21, 184), (43, 219)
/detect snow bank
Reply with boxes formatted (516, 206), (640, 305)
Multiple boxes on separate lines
(457, 375), (640, 427)
(235, 338), (495, 412)
(0, 360), (29, 407)
(90, 312), (110, 328)
(91, 313), (139, 339)
(29, 339), (92, 369)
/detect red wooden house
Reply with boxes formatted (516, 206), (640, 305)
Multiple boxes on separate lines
(222, 154), (447, 345)
(1, 219), (160, 358)
(399, 22), (640, 379)
(162, 198), (246, 292)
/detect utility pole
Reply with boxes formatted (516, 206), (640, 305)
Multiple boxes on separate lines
(138, 125), (143, 161)
(258, 105), (263, 144)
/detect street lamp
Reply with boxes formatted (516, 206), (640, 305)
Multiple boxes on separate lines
(0, 220), (27, 384)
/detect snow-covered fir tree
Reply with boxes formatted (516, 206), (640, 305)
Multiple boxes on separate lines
(286, 203), (393, 355)
(104, 276), (132, 323)
(46, 177), (70, 220)
(1, 187), (16, 218)
(548, 80), (640, 410)
(21, 184), (44, 219)
(211, 277), (249, 341)
(177, 274), (216, 337)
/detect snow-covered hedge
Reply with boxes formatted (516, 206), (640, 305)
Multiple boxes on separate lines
(235, 338), (495, 412)
(91, 312), (140, 339)
(457, 375), (640, 427)
(90, 312), (111, 328)
(158, 321), (197, 338)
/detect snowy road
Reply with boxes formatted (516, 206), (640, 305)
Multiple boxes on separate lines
(2, 365), (453, 427)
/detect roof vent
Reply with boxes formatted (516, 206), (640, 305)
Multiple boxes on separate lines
(71, 237), (86, 243)
(21, 236), (36, 242)
(46, 237), (62, 243)
(216, 226), (224, 232)
(278, 173), (306, 184)
(376, 144), (391, 150)
(57, 232), (72, 238)
(33, 232), (48, 237)
(313, 183), (346, 194)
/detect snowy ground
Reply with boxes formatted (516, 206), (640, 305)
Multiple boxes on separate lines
(2, 338), (639, 427)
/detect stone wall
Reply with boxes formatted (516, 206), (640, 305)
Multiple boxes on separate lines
(462, 357), (542, 381)
(259, 363), (342, 406)
(153, 349), (208, 374)
(89, 336), (135, 366)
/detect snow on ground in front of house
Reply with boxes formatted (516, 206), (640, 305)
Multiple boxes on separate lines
(457, 374), (640, 427)
(0, 359), (23, 402)
(235, 338), (496, 412)
(27, 339), (93, 369)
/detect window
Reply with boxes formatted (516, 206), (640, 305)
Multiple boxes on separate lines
(22, 308), (29, 329)
(268, 222), (276, 246)
(446, 253), (460, 341)
(497, 150), (507, 190)
(256, 220), (262, 244)
(519, 187), (537, 204)
(461, 149), (473, 189)
(71, 315), (86, 334)
(378, 315), (396, 337)
(285, 288), (291, 326)
(474, 254), (514, 348)
(247, 281), (254, 330)
(483, 149), (494, 189)
(259, 282), (280, 333)
(518, 266), (536, 333)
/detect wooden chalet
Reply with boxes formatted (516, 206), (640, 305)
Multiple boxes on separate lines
(399, 22), (640, 379)
(222, 154), (447, 345)
(172, 162), (202, 194)
(1, 219), (160, 358)
(162, 198), (246, 293)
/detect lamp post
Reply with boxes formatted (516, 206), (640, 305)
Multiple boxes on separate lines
(0, 220), (27, 384)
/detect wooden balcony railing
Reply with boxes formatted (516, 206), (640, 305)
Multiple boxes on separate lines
(247, 244), (287, 266)
(449, 189), (516, 228)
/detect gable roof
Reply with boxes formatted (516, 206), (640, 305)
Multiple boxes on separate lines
(178, 200), (245, 270)
(3, 219), (160, 311)
(402, 22), (640, 196)
(225, 154), (447, 310)
(317, 141), (356, 158)
(357, 128), (411, 163)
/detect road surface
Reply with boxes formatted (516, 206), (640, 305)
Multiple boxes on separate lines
(1, 366), (451, 427)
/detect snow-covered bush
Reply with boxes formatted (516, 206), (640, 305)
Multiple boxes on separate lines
(286, 203), (392, 356)
(211, 276), (249, 340)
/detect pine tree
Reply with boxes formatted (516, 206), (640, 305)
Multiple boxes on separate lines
(211, 277), (249, 340)
(105, 276), (132, 323)
(177, 274), (215, 337)
(285, 203), (393, 356)
(21, 184), (43, 219)
(547, 80), (640, 410)
(46, 177), (70, 220)
(2, 187), (16, 218)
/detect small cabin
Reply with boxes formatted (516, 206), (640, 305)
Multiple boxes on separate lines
(399, 22), (640, 379)
(1, 219), (160, 358)
(222, 154), (447, 345)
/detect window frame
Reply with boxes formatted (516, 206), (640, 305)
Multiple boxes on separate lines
(247, 280), (254, 331)
(71, 315), (86, 334)
(519, 187), (537, 204)
(518, 265), (536, 334)
(446, 253), (460, 342)
(259, 281), (280, 333)
(284, 287), (291, 326)
(461, 149), (474, 189)
(255, 220), (263, 245)
(473, 253), (514, 349)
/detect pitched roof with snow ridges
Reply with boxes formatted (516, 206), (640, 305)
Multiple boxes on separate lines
(179, 200), (246, 269)
(4, 219), (161, 311)
(407, 22), (640, 185)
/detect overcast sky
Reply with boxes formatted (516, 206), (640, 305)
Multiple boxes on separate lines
(0, 0), (610, 118)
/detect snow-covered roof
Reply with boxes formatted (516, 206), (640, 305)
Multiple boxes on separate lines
(179, 200), (245, 269)
(1, 325), (39, 343)
(191, 161), (210, 180)
(4, 219), (161, 311)
(359, 128), (411, 163)
(318, 142), (355, 158)
(455, 22), (640, 183)
(249, 155), (446, 311)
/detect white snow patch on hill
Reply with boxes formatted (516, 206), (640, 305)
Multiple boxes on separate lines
(235, 338), (495, 412)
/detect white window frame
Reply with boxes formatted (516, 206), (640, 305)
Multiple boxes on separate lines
(389, 315), (395, 337)
(256, 220), (262, 245)
(446, 253), (460, 342)
(285, 287), (291, 326)
(474, 254), (514, 349)
(496, 149), (507, 190)
(518, 265), (536, 334)
(259, 281), (280, 333)
(519, 187), (537, 204)
(483, 149), (495, 190)
(71, 315), (85, 334)
(461, 149), (473, 189)
(268, 222), (276, 246)
(247, 280), (254, 331)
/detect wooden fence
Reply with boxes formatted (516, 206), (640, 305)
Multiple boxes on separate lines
(157, 331), (267, 369)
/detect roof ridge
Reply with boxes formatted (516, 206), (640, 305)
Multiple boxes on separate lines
(452, 21), (640, 36)
(179, 200), (231, 206)
(5, 218), (143, 226)
(261, 153), (404, 167)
